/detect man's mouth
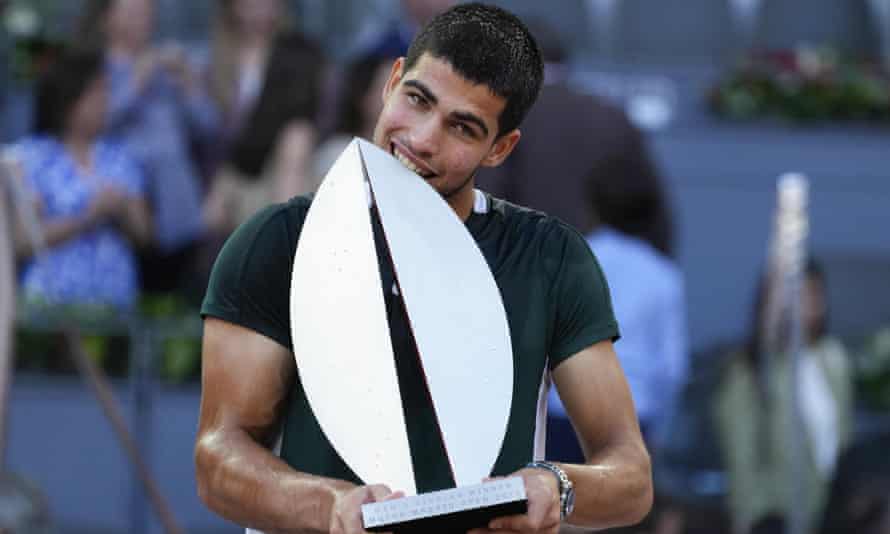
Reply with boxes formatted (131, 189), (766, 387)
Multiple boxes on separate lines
(391, 143), (436, 179)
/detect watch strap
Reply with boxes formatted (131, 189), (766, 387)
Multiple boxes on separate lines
(525, 460), (572, 520)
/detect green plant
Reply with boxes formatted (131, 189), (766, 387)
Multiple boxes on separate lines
(4, 0), (67, 82)
(855, 327), (890, 410)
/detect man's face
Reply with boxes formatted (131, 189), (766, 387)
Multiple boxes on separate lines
(373, 53), (520, 201)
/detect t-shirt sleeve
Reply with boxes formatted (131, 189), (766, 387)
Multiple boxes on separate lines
(547, 223), (620, 369)
(200, 201), (307, 351)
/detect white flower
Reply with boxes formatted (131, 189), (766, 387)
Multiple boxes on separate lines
(4, 4), (40, 38)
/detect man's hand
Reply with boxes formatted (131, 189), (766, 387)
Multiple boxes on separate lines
(468, 468), (561, 534)
(329, 484), (403, 534)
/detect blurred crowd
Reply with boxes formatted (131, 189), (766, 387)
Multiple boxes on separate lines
(0, 1), (888, 534)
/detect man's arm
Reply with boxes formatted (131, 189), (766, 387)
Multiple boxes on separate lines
(195, 317), (396, 533)
(472, 340), (652, 534)
(554, 340), (653, 528)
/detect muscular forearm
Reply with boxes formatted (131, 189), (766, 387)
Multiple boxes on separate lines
(195, 427), (356, 533)
(561, 441), (652, 528)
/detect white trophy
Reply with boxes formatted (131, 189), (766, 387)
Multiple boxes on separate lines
(289, 139), (526, 533)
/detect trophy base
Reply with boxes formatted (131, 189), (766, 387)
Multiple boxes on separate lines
(362, 477), (527, 533)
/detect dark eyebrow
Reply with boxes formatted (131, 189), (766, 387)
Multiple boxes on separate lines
(404, 80), (438, 105)
(403, 79), (490, 138)
(451, 111), (489, 138)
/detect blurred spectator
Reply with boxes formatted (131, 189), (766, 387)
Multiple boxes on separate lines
(351, 0), (456, 58)
(311, 52), (396, 179)
(5, 47), (151, 311)
(546, 161), (688, 461)
(206, 0), (289, 163)
(714, 259), (853, 534)
(819, 431), (890, 534)
(590, 169), (687, 446)
(77, 0), (219, 293)
(475, 22), (673, 256)
(203, 33), (323, 236)
(0, 0), (9, 140)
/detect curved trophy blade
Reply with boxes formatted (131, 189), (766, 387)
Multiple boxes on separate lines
(290, 139), (416, 495)
(358, 139), (513, 487)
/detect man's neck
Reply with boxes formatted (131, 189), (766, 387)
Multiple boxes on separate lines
(444, 181), (476, 221)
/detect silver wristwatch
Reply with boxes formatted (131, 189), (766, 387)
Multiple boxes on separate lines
(526, 461), (575, 520)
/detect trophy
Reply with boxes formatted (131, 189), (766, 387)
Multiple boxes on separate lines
(289, 139), (526, 533)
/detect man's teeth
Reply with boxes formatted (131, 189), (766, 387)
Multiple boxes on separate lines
(394, 149), (430, 177)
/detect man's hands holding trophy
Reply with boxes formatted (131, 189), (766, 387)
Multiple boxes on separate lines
(469, 468), (561, 534)
(330, 464), (561, 534)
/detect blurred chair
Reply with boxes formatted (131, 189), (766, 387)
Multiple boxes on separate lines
(613, 0), (736, 65)
(755, 0), (878, 56)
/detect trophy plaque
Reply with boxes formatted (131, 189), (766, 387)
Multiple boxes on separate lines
(289, 139), (524, 533)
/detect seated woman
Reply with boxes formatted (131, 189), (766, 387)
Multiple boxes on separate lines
(714, 259), (853, 534)
(8, 47), (151, 311)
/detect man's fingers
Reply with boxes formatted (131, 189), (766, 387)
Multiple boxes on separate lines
(489, 513), (531, 531)
(365, 484), (395, 503)
(488, 513), (559, 532)
(381, 490), (405, 502)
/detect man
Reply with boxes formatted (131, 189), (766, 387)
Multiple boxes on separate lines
(196, 4), (651, 534)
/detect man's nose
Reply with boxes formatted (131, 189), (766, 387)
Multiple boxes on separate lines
(410, 116), (441, 157)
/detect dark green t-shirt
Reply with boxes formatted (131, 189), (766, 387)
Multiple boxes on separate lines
(201, 192), (618, 493)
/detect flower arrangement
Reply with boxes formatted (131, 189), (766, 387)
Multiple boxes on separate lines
(709, 46), (890, 123)
(3, 0), (67, 82)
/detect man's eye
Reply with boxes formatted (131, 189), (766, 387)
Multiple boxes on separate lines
(453, 123), (474, 137)
(408, 93), (424, 106)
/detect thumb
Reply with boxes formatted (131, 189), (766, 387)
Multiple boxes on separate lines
(365, 484), (395, 503)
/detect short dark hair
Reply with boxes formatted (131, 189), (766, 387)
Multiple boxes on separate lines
(404, 2), (543, 137)
(34, 47), (105, 136)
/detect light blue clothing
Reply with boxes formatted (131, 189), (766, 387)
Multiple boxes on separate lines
(549, 227), (688, 443)
(16, 137), (145, 310)
(106, 54), (218, 251)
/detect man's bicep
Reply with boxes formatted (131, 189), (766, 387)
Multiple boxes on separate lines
(199, 317), (296, 445)
(552, 340), (642, 460)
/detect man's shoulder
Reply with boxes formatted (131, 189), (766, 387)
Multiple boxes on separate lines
(244, 195), (313, 233)
(486, 194), (590, 258)
(487, 194), (574, 233)
(218, 195), (313, 262)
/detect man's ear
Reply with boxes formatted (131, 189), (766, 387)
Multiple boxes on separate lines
(481, 129), (521, 168)
(382, 57), (406, 104)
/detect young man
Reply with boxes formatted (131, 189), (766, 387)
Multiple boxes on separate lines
(196, 4), (652, 534)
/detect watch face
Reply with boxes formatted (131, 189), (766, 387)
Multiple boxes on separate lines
(564, 486), (576, 517)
